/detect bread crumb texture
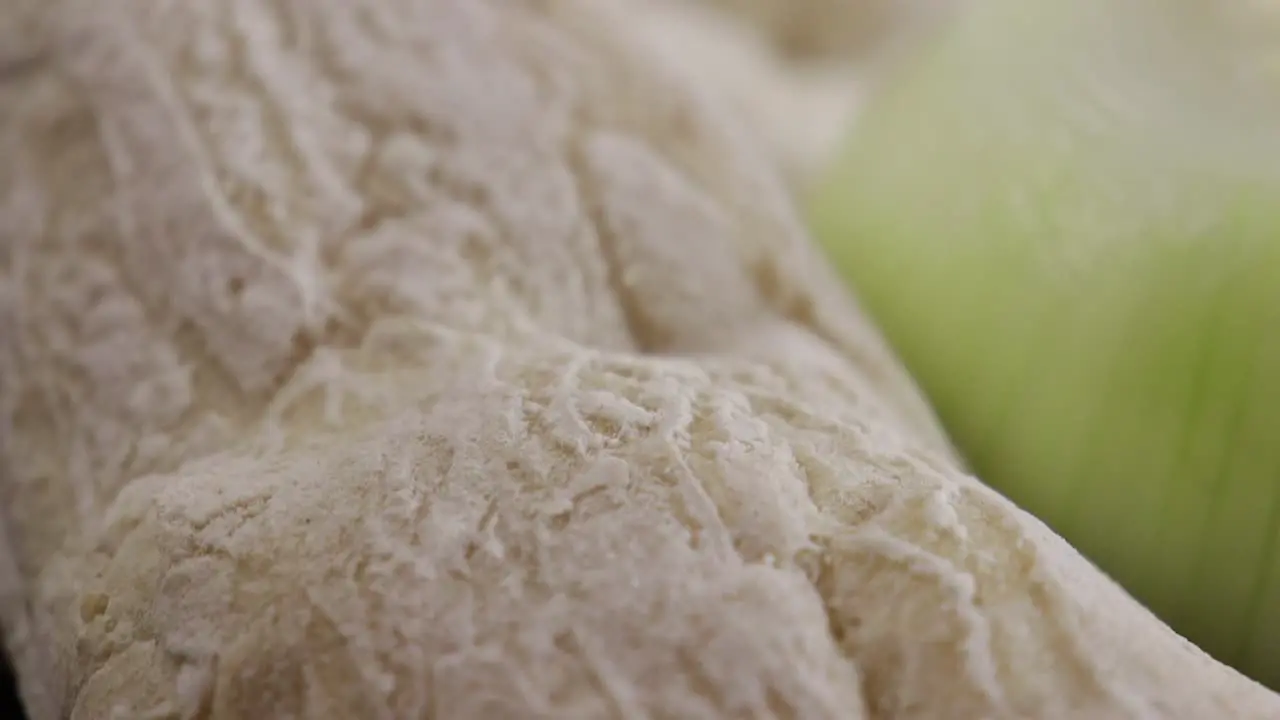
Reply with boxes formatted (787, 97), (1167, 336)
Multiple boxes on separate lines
(0, 0), (1276, 718)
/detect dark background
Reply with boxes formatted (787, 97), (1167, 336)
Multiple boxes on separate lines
(2, 653), (24, 719)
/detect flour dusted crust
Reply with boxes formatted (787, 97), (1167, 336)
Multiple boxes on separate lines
(0, 0), (1276, 718)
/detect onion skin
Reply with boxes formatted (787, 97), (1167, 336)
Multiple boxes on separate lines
(807, 0), (1280, 688)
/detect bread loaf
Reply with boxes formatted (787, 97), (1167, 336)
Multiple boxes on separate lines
(0, 0), (1275, 717)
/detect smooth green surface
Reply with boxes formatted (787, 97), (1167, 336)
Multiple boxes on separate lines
(809, 0), (1280, 687)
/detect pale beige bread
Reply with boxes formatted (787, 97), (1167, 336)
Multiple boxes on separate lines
(0, 0), (1276, 718)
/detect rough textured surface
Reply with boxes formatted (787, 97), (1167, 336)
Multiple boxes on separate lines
(0, 0), (1277, 718)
